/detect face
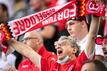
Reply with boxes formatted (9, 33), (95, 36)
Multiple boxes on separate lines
(29, 0), (41, 10)
(81, 63), (96, 71)
(66, 20), (83, 38)
(23, 32), (40, 51)
(55, 39), (76, 60)
(103, 38), (107, 51)
(102, 38), (107, 60)
(41, 25), (56, 39)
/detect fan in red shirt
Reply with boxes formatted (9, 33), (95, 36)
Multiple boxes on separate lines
(4, 31), (57, 71)
(18, 46), (57, 71)
(41, 36), (94, 71)
(40, 16), (100, 71)
(18, 31), (57, 71)
(6, 15), (100, 71)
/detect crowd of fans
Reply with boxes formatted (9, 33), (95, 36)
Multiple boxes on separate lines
(0, 0), (107, 71)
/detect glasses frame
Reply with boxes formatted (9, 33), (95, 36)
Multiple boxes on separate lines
(22, 37), (38, 42)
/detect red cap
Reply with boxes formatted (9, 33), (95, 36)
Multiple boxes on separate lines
(95, 35), (107, 45)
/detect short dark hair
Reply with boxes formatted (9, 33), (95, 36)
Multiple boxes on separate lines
(84, 60), (107, 71)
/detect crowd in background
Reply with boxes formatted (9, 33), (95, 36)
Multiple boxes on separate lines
(0, 0), (107, 71)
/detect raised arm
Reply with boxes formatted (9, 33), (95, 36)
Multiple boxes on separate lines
(85, 16), (101, 56)
(8, 39), (41, 69)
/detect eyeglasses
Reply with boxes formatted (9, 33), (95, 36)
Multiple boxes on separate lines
(54, 41), (66, 47)
(54, 41), (75, 48)
(22, 37), (38, 42)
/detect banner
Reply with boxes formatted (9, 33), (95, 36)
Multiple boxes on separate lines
(7, 0), (105, 37)
(0, 0), (106, 54)
(8, 1), (77, 37)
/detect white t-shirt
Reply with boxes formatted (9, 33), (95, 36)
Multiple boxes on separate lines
(77, 35), (104, 56)
(0, 52), (16, 71)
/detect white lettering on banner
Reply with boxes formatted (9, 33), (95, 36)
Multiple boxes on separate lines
(42, 8), (76, 25)
(70, 5), (76, 17)
(9, 8), (56, 36)
(42, 4), (76, 25)
(64, 9), (69, 19)
(8, 1), (77, 37)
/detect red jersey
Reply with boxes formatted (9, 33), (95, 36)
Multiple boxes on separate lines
(41, 51), (94, 71)
(18, 46), (57, 71)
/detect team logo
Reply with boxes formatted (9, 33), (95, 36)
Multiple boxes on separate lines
(86, 0), (100, 14)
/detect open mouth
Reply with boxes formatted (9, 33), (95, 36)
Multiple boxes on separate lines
(57, 50), (63, 55)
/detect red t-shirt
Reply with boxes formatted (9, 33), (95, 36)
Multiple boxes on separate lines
(18, 59), (40, 71)
(41, 51), (92, 71)
(18, 46), (57, 71)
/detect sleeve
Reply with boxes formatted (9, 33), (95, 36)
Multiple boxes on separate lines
(77, 50), (95, 64)
(79, 35), (95, 60)
(41, 57), (49, 71)
(77, 51), (88, 64)
(41, 57), (55, 71)
(84, 47), (95, 60)
(75, 51), (95, 71)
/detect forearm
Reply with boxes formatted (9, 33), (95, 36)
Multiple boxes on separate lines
(86, 16), (101, 56)
(8, 40), (41, 68)
(89, 16), (101, 37)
